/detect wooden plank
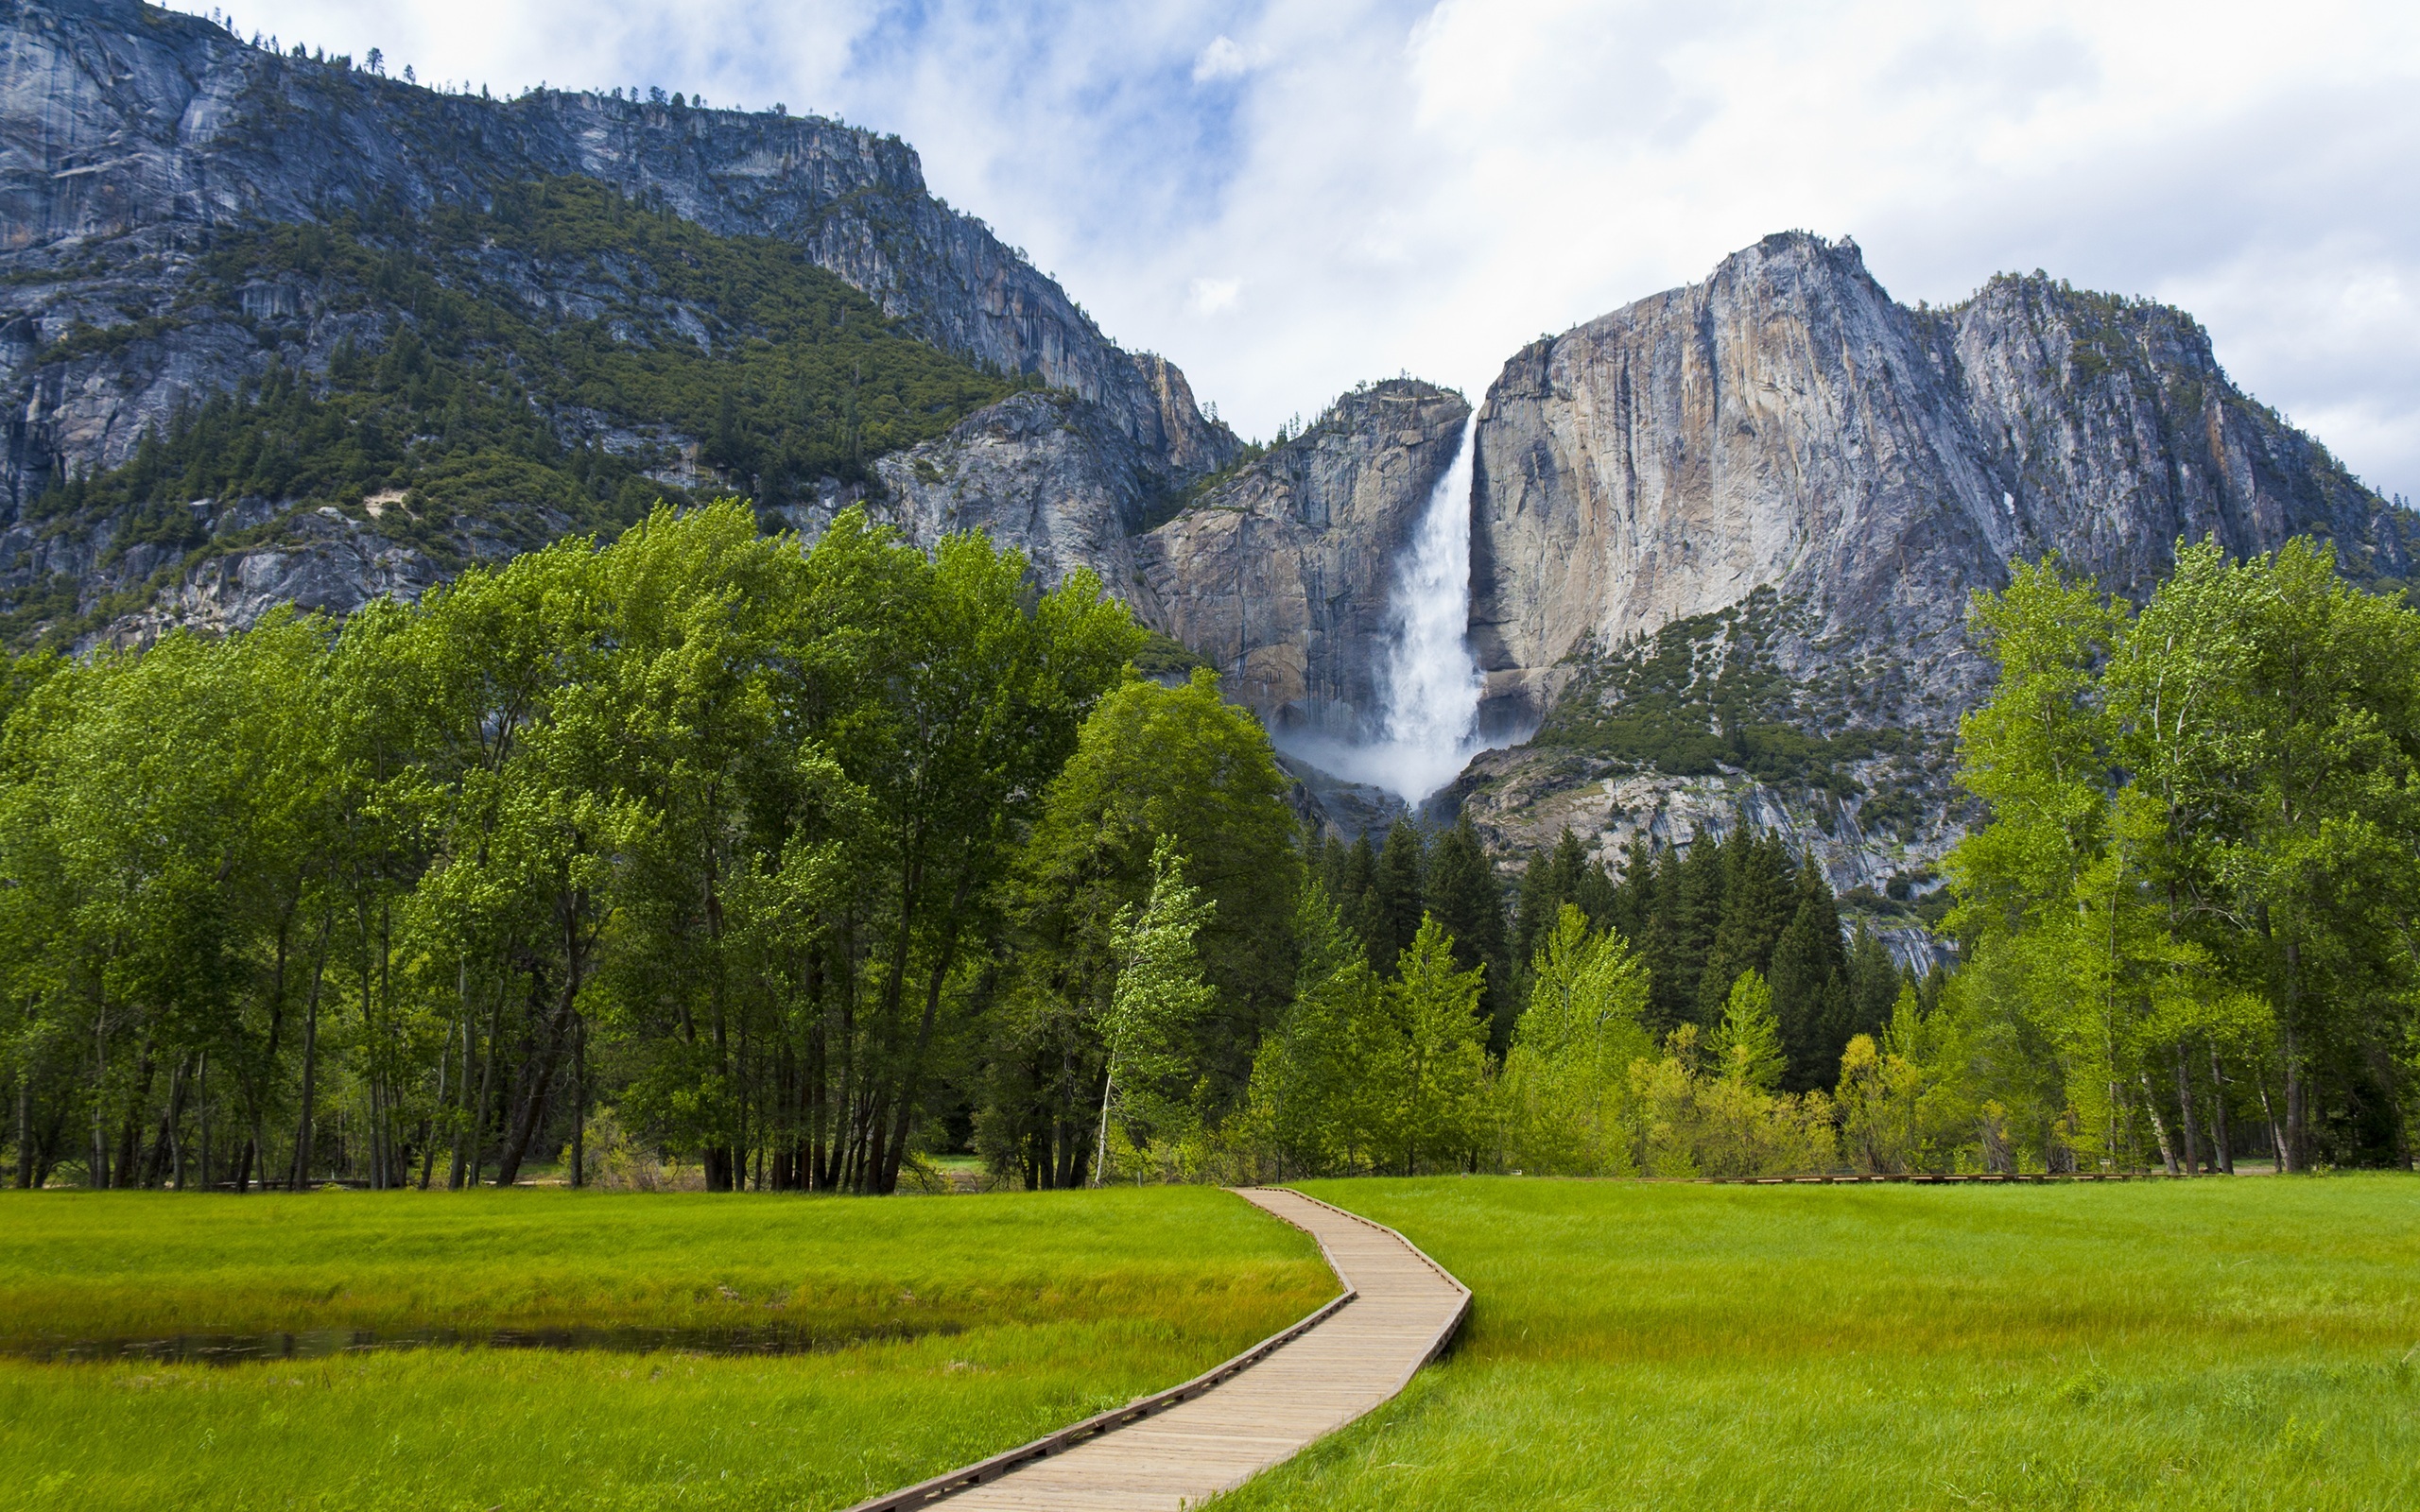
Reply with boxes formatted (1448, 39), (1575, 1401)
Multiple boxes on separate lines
(843, 1187), (1469, 1512)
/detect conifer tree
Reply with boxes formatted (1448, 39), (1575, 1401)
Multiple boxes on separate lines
(1374, 820), (1426, 967)
(1425, 815), (1510, 1048)
(1335, 832), (1384, 970)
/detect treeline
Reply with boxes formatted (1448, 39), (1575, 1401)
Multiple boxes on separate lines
(13, 523), (2402, 1192)
(0, 495), (1926, 1194)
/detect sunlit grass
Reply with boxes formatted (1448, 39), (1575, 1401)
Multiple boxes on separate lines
(0, 1187), (1332, 1511)
(1219, 1175), (2420, 1511)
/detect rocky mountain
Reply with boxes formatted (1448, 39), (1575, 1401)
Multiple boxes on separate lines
(1453, 232), (2413, 950)
(0, 0), (1260, 644)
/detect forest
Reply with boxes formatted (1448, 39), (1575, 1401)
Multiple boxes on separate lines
(3, 514), (2414, 1191)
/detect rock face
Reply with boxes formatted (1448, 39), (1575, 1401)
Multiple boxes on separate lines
(1137, 382), (1468, 744)
(1470, 232), (2410, 733)
(0, 0), (1235, 515)
(1454, 231), (2415, 905)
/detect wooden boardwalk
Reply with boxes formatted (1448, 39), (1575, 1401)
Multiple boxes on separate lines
(848, 1187), (1470, 1511)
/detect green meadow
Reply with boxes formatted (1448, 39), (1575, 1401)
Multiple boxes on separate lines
(1225, 1176), (2420, 1510)
(7, 1179), (2418, 1511)
(0, 1188), (1331, 1512)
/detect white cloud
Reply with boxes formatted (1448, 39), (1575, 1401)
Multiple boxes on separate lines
(1191, 34), (1253, 83)
(1187, 276), (1243, 317)
(184, 0), (2420, 496)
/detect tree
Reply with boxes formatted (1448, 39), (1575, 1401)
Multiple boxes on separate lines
(1238, 883), (1388, 1177)
(1500, 903), (1651, 1175)
(1094, 838), (1217, 1181)
(1373, 916), (1490, 1175)
(1711, 970), (1784, 1092)
(1374, 821), (1426, 967)
(1425, 815), (1510, 1048)
(989, 669), (1294, 1187)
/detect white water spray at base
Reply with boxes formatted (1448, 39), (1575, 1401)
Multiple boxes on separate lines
(1288, 415), (1489, 803)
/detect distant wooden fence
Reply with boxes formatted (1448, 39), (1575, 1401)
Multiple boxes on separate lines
(1685, 1170), (2173, 1184)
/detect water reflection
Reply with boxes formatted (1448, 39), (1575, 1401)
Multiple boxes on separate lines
(0, 1321), (952, 1366)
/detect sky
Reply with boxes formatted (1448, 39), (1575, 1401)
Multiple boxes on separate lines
(191, 0), (2420, 502)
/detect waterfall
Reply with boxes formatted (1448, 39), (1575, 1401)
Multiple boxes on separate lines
(1290, 415), (1487, 803)
(1372, 413), (1486, 799)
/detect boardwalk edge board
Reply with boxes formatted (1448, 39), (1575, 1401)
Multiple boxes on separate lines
(840, 1195), (1361, 1512)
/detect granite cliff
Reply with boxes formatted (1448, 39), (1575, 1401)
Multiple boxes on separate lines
(1454, 232), (2413, 949)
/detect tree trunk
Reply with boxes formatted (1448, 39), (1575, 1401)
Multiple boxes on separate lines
(289, 927), (331, 1192)
(494, 889), (596, 1188)
(14, 1073), (31, 1189)
(2205, 1040), (2233, 1174)
(465, 971), (507, 1187)
(2282, 936), (2308, 1171)
(879, 874), (975, 1195)
(2173, 1044), (2201, 1176)
(570, 1019), (587, 1191)
(2139, 1074), (2179, 1175)
(2258, 1077), (2287, 1173)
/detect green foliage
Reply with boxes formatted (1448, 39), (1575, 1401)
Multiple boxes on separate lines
(1097, 839), (1219, 1167)
(1374, 917), (1492, 1175)
(1710, 970), (1784, 1091)
(0, 503), (1146, 1197)
(1498, 905), (1652, 1175)
(1937, 539), (2420, 1173)
(983, 670), (1299, 1188)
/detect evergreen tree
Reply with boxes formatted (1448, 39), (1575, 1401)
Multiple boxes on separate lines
(1844, 923), (1902, 1047)
(1699, 828), (1795, 1022)
(1770, 855), (1851, 1092)
(1335, 832), (1384, 971)
(1425, 815), (1510, 1051)
(1711, 969), (1785, 1091)
(1374, 820), (1426, 968)
(1374, 915), (1490, 1175)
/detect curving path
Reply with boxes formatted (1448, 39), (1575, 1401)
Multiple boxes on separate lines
(849, 1187), (1470, 1511)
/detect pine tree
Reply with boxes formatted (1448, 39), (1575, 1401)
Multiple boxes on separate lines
(1711, 969), (1785, 1091)
(1699, 828), (1795, 1021)
(1375, 820), (1426, 968)
(1426, 815), (1510, 1049)
(1844, 923), (1901, 1046)
(1377, 915), (1490, 1175)
(1770, 855), (1850, 1091)
(1335, 832), (1383, 970)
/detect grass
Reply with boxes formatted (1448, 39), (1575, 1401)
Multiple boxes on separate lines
(1219, 1175), (2420, 1511)
(0, 1187), (1332, 1511)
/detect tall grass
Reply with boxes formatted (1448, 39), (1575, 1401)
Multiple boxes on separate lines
(1221, 1176), (2420, 1510)
(0, 1187), (1332, 1511)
